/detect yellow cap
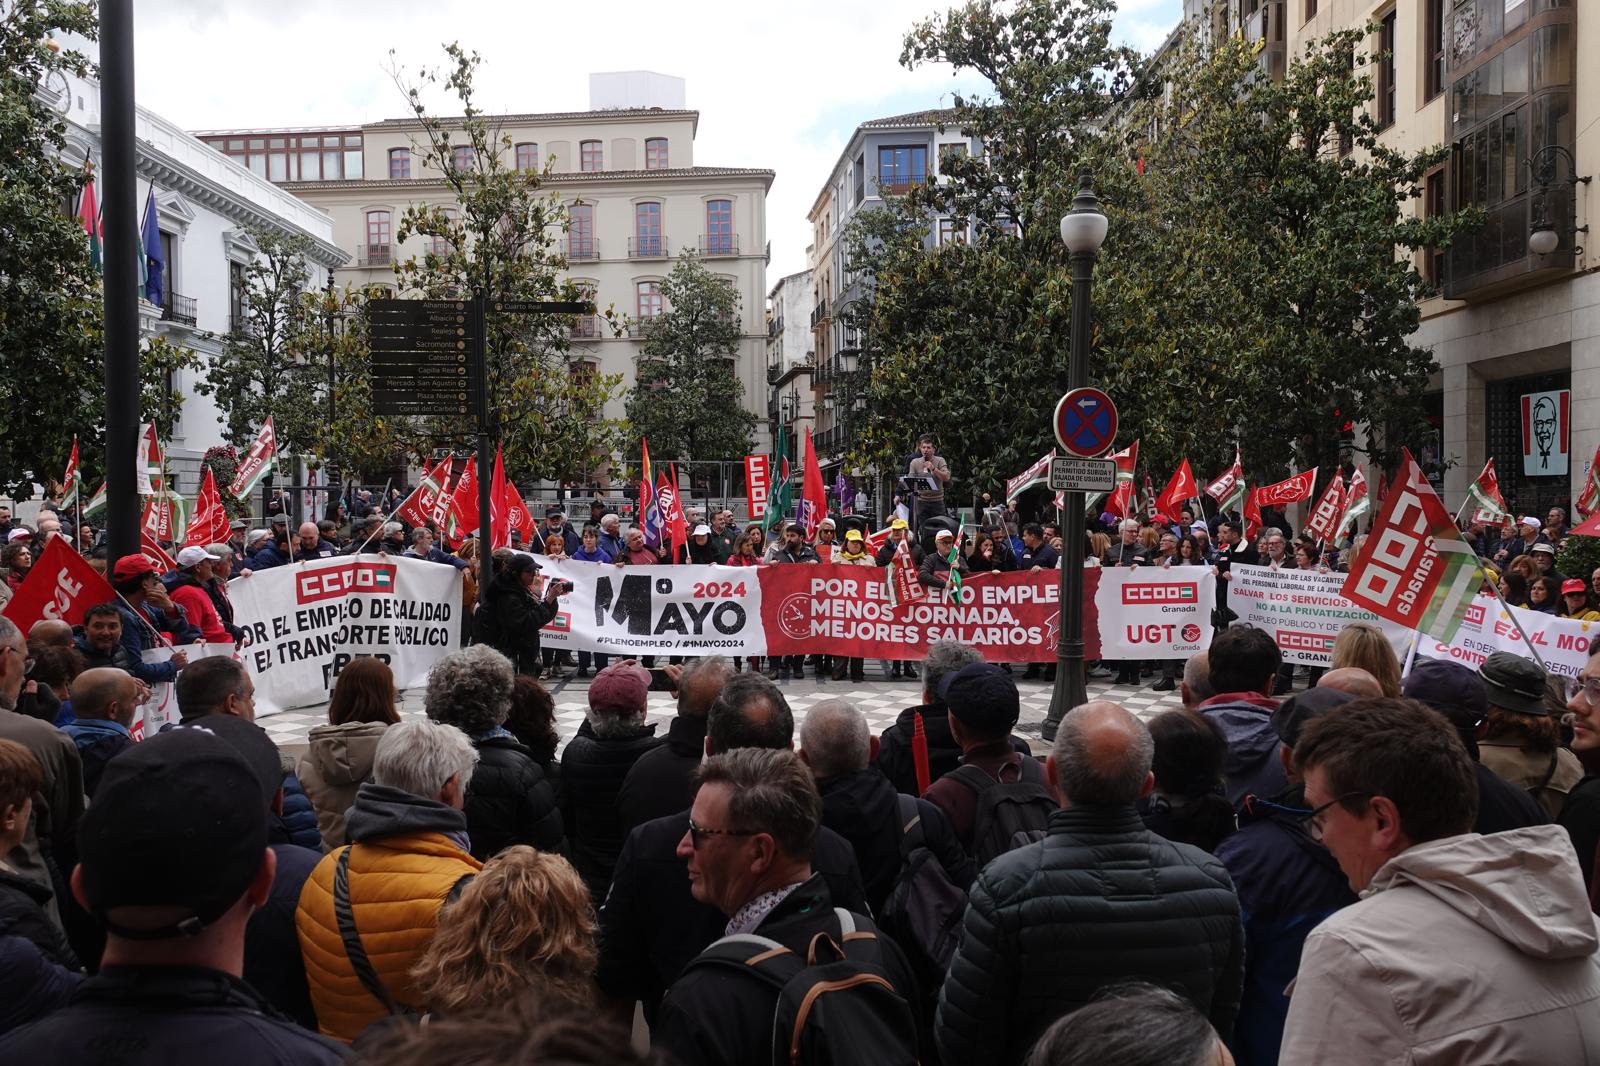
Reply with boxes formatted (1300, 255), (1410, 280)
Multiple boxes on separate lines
(845, 529), (864, 541)
(890, 518), (909, 530)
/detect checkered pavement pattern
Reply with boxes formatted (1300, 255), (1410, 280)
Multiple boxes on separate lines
(257, 665), (1188, 757)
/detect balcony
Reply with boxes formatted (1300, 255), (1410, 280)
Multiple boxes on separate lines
(628, 235), (669, 259)
(358, 244), (391, 267)
(698, 234), (740, 257)
(160, 293), (197, 327)
(1242, 1), (1285, 82)
(228, 314), (260, 336)
(809, 299), (830, 327)
(563, 237), (600, 262)
(767, 315), (782, 337)
(625, 317), (663, 339)
(569, 314), (602, 341)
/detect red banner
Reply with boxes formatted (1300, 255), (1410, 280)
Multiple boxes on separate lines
(185, 468), (231, 548)
(745, 454), (771, 519)
(1302, 473), (1346, 544)
(400, 457), (450, 528)
(1256, 467), (1319, 506)
(0, 536), (117, 630)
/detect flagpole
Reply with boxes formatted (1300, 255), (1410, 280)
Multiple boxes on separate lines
(1477, 561), (1552, 672)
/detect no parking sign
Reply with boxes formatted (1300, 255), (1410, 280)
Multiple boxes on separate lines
(1053, 388), (1118, 458)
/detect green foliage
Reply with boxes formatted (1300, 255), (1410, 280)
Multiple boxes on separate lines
(624, 250), (757, 463)
(389, 43), (624, 482)
(1557, 536), (1600, 588)
(852, 0), (1476, 500)
(0, 3), (103, 498)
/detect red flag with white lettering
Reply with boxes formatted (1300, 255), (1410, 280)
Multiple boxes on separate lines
(140, 530), (177, 574)
(1302, 473), (1347, 544)
(1255, 467), (1319, 507)
(0, 536), (116, 630)
(185, 468), (232, 548)
(446, 457), (479, 546)
(399, 458), (449, 528)
(1155, 460), (1198, 524)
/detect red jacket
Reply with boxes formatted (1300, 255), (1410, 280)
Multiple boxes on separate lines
(169, 576), (229, 642)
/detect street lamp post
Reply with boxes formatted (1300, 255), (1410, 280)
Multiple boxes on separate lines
(1042, 171), (1108, 743)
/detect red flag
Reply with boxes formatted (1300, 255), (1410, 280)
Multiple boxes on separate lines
(505, 480), (534, 546)
(1255, 467), (1319, 507)
(1243, 485), (1263, 540)
(1302, 473), (1347, 543)
(140, 530), (177, 573)
(799, 428), (828, 540)
(1576, 443), (1600, 518)
(912, 712), (931, 796)
(1, 536), (116, 630)
(1154, 460), (1198, 524)
(140, 493), (174, 544)
(1105, 440), (1140, 519)
(489, 445), (511, 551)
(446, 456), (479, 546)
(657, 466), (688, 559)
(61, 438), (80, 505)
(865, 527), (892, 554)
(184, 468), (231, 548)
(1467, 459), (1509, 524)
(399, 458), (450, 528)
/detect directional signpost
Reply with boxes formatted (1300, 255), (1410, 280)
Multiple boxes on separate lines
(1049, 456), (1116, 494)
(1053, 386), (1118, 458)
(368, 299), (479, 417)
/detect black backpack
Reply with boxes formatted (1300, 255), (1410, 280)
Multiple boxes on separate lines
(688, 908), (919, 1066)
(878, 795), (968, 979)
(947, 758), (1056, 867)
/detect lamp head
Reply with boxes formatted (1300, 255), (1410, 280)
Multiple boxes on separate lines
(1060, 170), (1108, 254)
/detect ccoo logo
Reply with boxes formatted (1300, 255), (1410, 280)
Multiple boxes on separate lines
(1122, 582), (1197, 605)
(296, 562), (397, 604)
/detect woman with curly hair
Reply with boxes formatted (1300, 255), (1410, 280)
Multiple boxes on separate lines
(3, 541), (33, 595)
(410, 846), (598, 1016)
(425, 645), (565, 860)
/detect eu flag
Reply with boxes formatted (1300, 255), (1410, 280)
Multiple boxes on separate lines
(141, 187), (164, 307)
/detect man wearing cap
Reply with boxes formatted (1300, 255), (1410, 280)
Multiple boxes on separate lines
(1281, 698), (1600, 1062)
(107, 555), (194, 685)
(1493, 515), (1547, 566)
(0, 616), (84, 924)
(936, 701), (1243, 1066)
(166, 546), (232, 643)
(1477, 650), (1584, 818)
(1214, 688), (1361, 1066)
(1529, 540), (1566, 583)
(0, 727), (345, 1064)
(479, 552), (564, 677)
(920, 528), (967, 593)
(227, 518), (248, 556)
(768, 525), (820, 682)
(537, 505), (579, 556)
(292, 521), (338, 562)
(921, 663), (1047, 855)
(1402, 659), (1549, 835)
(561, 662), (664, 902)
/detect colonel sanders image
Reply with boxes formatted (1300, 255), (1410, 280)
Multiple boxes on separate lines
(1534, 395), (1557, 470)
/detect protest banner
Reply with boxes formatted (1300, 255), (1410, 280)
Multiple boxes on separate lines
(1411, 596), (1600, 680)
(1226, 564), (1412, 666)
(134, 642), (236, 740)
(228, 554), (462, 715)
(1091, 566), (1216, 661)
(745, 454), (770, 518)
(0, 536), (117, 630)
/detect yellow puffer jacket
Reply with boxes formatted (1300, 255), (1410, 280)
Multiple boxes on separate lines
(296, 813), (482, 1042)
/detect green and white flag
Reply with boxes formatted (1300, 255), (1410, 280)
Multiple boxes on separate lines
(83, 481), (108, 519)
(944, 520), (965, 603)
(762, 424), (793, 536)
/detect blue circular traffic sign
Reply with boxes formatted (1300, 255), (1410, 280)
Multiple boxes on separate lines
(1054, 388), (1118, 457)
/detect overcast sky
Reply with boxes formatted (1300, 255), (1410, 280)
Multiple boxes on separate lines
(127, 0), (1179, 282)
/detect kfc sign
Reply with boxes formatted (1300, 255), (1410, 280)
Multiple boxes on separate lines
(296, 561), (397, 604)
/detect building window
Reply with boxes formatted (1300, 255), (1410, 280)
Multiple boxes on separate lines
(568, 202), (595, 260)
(229, 261), (245, 327)
(877, 145), (927, 191)
(645, 137), (669, 170)
(634, 202), (663, 257)
(452, 145), (475, 171)
(1424, 0), (1446, 100)
(1304, 0), (1317, 21)
(636, 280), (662, 320)
(704, 199), (733, 255)
(938, 143), (968, 171)
(430, 208), (457, 257)
(937, 218), (966, 246)
(853, 154), (864, 206)
(389, 149), (411, 179)
(1376, 10), (1397, 130)
(571, 282), (600, 338)
(1423, 168), (1445, 286)
(365, 210), (391, 264)
(515, 142), (539, 171)
(580, 140), (603, 172)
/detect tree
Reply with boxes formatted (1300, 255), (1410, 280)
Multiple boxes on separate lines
(194, 228), (325, 458)
(390, 44), (624, 482)
(297, 281), (413, 478)
(0, 2), (103, 498)
(853, 0), (1475, 500)
(624, 250), (757, 463)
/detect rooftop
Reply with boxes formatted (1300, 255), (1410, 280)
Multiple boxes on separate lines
(278, 164), (775, 193)
(193, 107), (701, 139)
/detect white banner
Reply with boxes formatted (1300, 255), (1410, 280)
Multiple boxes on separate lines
(229, 554), (463, 715)
(1227, 564), (1412, 666)
(135, 642), (238, 739)
(536, 559), (767, 657)
(1413, 597), (1600, 680)
(1093, 565), (1216, 660)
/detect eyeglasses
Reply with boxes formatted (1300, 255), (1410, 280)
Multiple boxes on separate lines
(1565, 676), (1600, 704)
(1304, 791), (1372, 843)
(686, 816), (754, 849)
(1, 647), (32, 674)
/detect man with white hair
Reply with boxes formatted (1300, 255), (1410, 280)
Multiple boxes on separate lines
(1102, 519), (1149, 568)
(599, 513), (625, 559)
(800, 699), (970, 916)
(1180, 651), (1214, 713)
(295, 718), (484, 1043)
(935, 700), (1244, 1066)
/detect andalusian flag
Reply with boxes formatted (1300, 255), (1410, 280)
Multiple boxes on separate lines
(1334, 467), (1370, 540)
(1467, 459), (1509, 524)
(77, 164), (101, 273)
(943, 521), (964, 604)
(83, 481), (108, 519)
(763, 424), (793, 535)
(1205, 447), (1247, 514)
(59, 438), (80, 507)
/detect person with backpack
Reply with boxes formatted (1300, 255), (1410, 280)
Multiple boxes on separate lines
(935, 701), (1244, 1066)
(654, 748), (923, 1066)
(921, 663), (1057, 866)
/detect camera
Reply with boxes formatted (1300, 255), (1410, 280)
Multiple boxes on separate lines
(550, 579), (574, 596)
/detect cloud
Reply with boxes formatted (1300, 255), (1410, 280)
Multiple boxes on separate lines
(127, 0), (1177, 282)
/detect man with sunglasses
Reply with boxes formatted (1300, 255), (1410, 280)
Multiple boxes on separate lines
(1281, 698), (1600, 1063)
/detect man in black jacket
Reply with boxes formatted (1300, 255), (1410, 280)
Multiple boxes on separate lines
(617, 655), (735, 836)
(935, 701), (1244, 1066)
(561, 662), (663, 902)
(878, 640), (1025, 796)
(654, 748), (922, 1066)
(596, 673), (869, 1026)
(0, 728), (344, 1065)
(801, 698), (971, 916)
(479, 553), (562, 677)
